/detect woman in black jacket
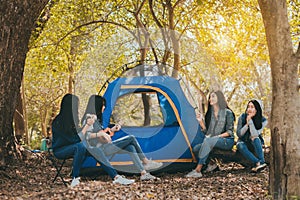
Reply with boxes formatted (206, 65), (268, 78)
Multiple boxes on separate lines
(236, 99), (267, 172)
(52, 94), (134, 187)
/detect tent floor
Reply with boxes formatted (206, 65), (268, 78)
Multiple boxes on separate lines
(80, 162), (197, 177)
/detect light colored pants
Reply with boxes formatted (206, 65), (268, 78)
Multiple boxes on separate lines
(102, 135), (146, 172)
(193, 136), (234, 165)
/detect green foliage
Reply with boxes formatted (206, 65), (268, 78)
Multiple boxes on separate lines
(288, 0), (300, 49)
(30, 135), (44, 150)
(24, 0), (298, 138)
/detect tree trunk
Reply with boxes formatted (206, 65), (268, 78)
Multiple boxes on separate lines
(13, 78), (28, 144)
(68, 37), (76, 94)
(258, 0), (300, 199)
(134, 5), (152, 126)
(0, 0), (49, 165)
(40, 108), (48, 138)
(166, 2), (181, 78)
(13, 87), (25, 143)
(21, 78), (29, 145)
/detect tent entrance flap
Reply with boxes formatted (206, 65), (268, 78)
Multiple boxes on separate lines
(157, 92), (178, 126)
(120, 84), (196, 162)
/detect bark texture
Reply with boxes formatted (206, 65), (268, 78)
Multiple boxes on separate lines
(257, 0), (300, 199)
(0, 0), (49, 165)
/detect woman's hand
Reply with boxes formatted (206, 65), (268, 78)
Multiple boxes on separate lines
(196, 113), (206, 130)
(97, 131), (112, 143)
(219, 132), (230, 138)
(246, 112), (255, 125)
(111, 124), (121, 132)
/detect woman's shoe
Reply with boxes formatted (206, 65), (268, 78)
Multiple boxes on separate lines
(185, 170), (203, 178)
(251, 162), (267, 172)
(143, 160), (163, 170)
(203, 163), (219, 173)
(70, 177), (80, 187)
(113, 175), (135, 185)
(140, 173), (160, 181)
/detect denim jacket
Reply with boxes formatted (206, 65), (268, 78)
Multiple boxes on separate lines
(205, 108), (235, 138)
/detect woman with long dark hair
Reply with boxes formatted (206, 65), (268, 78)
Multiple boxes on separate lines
(52, 94), (89, 187)
(52, 94), (135, 187)
(236, 99), (267, 172)
(81, 95), (163, 181)
(186, 90), (235, 178)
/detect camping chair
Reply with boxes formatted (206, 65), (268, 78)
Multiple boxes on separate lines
(47, 149), (105, 186)
(47, 148), (72, 187)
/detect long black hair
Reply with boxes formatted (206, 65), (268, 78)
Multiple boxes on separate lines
(53, 93), (80, 134)
(246, 99), (263, 129)
(205, 90), (235, 128)
(81, 95), (106, 125)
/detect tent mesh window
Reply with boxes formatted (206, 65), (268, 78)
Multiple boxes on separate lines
(111, 92), (164, 127)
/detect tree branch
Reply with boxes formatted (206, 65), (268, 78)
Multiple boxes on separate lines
(173, 0), (185, 8)
(148, 0), (163, 28)
(31, 0), (57, 42)
(58, 20), (137, 44)
(136, 0), (147, 15)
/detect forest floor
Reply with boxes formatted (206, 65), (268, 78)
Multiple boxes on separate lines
(0, 150), (271, 200)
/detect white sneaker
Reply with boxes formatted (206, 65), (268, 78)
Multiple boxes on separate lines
(185, 170), (203, 178)
(140, 173), (160, 181)
(70, 177), (80, 187)
(113, 175), (135, 185)
(143, 160), (163, 170)
(203, 163), (218, 173)
(251, 162), (267, 172)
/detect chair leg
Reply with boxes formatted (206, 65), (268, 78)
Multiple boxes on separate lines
(48, 152), (69, 187)
(52, 159), (68, 187)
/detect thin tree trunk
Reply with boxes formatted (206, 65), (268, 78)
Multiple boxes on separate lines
(252, 63), (265, 98)
(40, 108), (48, 138)
(21, 78), (29, 145)
(68, 42), (75, 94)
(13, 88), (25, 143)
(166, 2), (181, 78)
(134, 2), (151, 126)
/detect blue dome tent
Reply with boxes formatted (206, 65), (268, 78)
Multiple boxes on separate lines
(81, 63), (205, 173)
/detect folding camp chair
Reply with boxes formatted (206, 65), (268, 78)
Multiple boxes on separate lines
(47, 148), (72, 187)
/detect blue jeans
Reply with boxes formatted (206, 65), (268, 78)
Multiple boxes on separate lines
(53, 142), (86, 178)
(86, 146), (118, 179)
(193, 136), (234, 165)
(102, 135), (146, 172)
(236, 137), (265, 165)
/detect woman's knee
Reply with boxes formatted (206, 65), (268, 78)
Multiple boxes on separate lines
(193, 144), (202, 153)
(75, 143), (86, 154)
(128, 135), (137, 142)
(251, 137), (260, 142)
(236, 142), (246, 151)
(123, 135), (135, 143)
(226, 138), (235, 148)
(220, 138), (234, 150)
